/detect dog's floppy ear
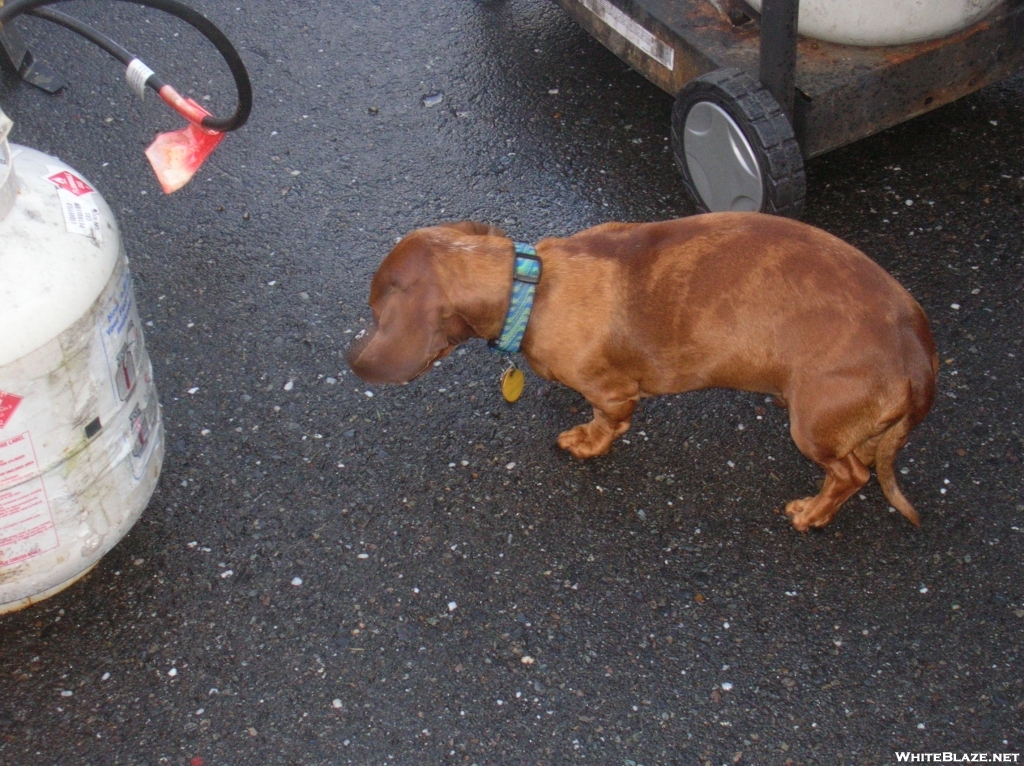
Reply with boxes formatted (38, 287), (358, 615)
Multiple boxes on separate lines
(438, 221), (506, 238)
(347, 283), (450, 384)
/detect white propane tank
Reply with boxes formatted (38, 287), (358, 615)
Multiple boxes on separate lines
(0, 108), (164, 613)
(743, 0), (1003, 47)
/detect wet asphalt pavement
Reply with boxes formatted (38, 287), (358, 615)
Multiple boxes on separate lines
(1, 1), (1023, 764)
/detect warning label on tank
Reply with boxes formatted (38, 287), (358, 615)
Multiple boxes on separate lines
(45, 167), (103, 244)
(0, 432), (58, 569)
(100, 271), (141, 402)
(127, 389), (160, 480)
(46, 170), (94, 197)
(0, 391), (23, 430)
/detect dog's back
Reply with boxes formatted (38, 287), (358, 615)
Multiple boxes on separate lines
(539, 213), (934, 402)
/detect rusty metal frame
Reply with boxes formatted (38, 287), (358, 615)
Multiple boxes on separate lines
(551, 0), (1024, 158)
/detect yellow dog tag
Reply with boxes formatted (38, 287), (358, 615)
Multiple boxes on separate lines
(501, 364), (525, 403)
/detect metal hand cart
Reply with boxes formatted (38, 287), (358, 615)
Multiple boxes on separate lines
(551, 0), (1024, 217)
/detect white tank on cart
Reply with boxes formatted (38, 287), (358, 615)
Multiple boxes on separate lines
(0, 108), (164, 613)
(744, 0), (1003, 46)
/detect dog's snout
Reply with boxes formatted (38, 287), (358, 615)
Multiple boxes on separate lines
(346, 321), (420, 385)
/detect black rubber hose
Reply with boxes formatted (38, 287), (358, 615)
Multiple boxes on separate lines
(27, 8), (172, 91)
(0, 0), (251, 131)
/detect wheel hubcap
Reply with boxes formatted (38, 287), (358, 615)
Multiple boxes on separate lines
(683, 101), (763, 212)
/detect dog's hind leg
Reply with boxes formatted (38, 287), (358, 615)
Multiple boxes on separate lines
(784, 452), (871, 531)
(782, 395), (873, 531)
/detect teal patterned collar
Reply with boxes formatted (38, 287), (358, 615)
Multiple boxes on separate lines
(489, 242), (541, 355)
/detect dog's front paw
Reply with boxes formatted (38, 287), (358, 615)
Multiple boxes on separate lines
(785, 499), (814, 532)
(557, 423), (612, 459)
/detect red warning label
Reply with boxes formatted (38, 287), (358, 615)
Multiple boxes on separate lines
(0, 391), (23, 429)
(46, 170), (95, 197)
(0, 432), (58, 568)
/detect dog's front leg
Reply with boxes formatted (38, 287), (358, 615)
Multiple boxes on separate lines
(557, 391), (638, 459)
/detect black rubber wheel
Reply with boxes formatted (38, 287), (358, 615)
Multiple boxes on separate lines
(670, 67), (805, 218)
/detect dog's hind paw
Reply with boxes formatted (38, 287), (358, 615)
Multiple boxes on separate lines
(784, 497), (840, 532)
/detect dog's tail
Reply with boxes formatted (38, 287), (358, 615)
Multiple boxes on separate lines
(875, 413), (919, 527)
(876, 350), (938, 527)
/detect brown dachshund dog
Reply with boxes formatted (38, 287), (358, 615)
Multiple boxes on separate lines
(348, 214), (938, 531)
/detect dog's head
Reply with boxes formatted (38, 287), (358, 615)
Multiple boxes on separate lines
(347, 221), (506, 384)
